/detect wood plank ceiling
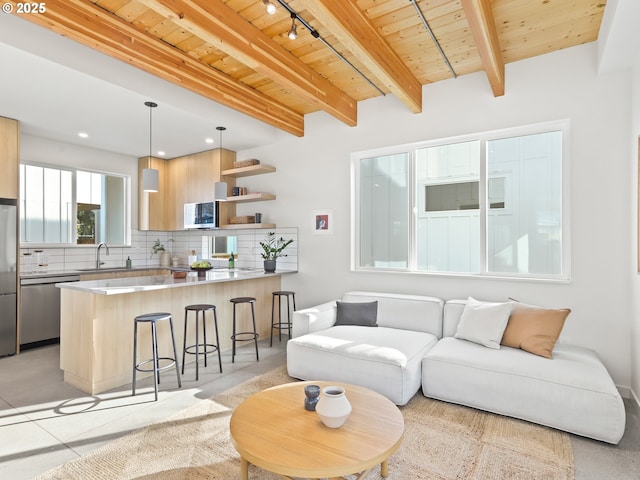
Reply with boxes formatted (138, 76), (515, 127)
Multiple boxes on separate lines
(10, 0), (606, 137)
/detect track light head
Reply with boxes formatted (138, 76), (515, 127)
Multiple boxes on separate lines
(288, 14), (298, 40)
(263, 0), (276, 15)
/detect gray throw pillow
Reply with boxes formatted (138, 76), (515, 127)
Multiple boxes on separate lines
(335, 301), (378, 327)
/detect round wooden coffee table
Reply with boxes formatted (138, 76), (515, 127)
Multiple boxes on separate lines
(230, 381), (404, 479)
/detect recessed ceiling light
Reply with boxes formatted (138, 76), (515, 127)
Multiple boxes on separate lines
(205, 138), (214, 144)
(78, 132), (88, 138)
(157, 151), (166, 156)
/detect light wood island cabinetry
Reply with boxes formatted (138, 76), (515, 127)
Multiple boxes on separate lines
(58, 271), (285, 394)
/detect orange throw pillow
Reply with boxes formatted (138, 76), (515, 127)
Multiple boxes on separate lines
(501, 307), (571, 358)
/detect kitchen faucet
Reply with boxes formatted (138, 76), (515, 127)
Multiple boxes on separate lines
(96, 242), (110, 269)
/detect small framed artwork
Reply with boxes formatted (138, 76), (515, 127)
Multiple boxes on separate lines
(313, 209), (333, 235)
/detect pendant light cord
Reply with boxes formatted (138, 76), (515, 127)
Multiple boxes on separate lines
(217, 126), (226, 151)
(148, 104), (152, 169)
(145, 101), (158, 168)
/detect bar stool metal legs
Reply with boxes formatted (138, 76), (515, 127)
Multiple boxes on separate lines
(182, 304), (222, 380)
(132, 312), (182, 401)
(230, 297), (259, 363)
(270, 291), (296, 346)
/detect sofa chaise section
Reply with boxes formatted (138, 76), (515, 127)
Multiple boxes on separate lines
(421, 299), (626, 444)
(287, 292), (443, 406)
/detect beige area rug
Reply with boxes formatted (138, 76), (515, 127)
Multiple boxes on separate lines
(37, 366), (574, 480)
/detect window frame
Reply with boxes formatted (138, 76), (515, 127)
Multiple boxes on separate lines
(19, 161), (132, 247)
(351, 120), (571, 282)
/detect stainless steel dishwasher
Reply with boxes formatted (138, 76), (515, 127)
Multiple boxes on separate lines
(20, 275), (80, 348)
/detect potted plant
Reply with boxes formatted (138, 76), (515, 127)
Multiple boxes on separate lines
(150, 238), (173, 266)
(259, 232), (293, 272)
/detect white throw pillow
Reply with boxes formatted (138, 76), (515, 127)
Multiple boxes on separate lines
(454, 297), (512, 349)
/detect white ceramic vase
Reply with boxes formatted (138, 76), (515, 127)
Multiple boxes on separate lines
(159, 251), (171, 266)
(316, 386), (352, 428)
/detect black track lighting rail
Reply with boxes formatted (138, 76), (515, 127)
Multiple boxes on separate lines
(274, 0), (385, 96)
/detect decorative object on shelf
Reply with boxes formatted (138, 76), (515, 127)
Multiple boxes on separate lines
(233, 159), (260, 168)
(232, 187), (248, 196)
(222, 163), (275, 177)
(316, 386), (352, 428)
(141, 101), (159, 193)
(304, 384), (320, 411)
(255, 212), (262, 223)
(313, 209), (333, 235)
(259, 231), (294, 272)
(230, 215), (255, 224)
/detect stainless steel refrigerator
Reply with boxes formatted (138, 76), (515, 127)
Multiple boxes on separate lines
(0, 198), (17, 356)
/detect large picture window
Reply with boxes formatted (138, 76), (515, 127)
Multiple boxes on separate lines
(19, 163), (130, 246)
(352, 121), (569, 280)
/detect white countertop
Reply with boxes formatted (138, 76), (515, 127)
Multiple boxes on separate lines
(56, 268), (296, 295)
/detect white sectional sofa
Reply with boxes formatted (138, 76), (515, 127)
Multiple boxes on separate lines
(287, 291), (627, 444)
(287, 291), (444, 406)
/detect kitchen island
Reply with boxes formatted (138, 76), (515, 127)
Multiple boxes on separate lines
(57, 269), (295, 394)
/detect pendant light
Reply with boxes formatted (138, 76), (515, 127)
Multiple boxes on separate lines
(214, 126), (228, 200)
(142, 101), (159, 192)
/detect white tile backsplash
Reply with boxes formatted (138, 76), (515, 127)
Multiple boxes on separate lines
(19, 227), (298, 273)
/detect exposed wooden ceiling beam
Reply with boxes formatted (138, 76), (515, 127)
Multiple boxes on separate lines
(460, 0), (505, 96)
(10, 0), (305, 136)
(297, 0), (423, 114)
(140, 0), (358, 127)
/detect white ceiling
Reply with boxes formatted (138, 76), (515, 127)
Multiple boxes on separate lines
(0, 13), (291, 160)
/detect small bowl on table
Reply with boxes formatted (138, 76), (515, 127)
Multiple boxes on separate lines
(191, 266), (213, 277)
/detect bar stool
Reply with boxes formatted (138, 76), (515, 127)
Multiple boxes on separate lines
(132, 312), (181, 401)
(270, 291), (296, 347)
(230, 297), (259, 363)
(182, 304), (222, 381)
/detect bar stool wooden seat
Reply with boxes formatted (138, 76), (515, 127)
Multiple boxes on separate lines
(270, 291), (296, 346)
(132, 312), (181, 401)
(182, 304), (222, 381)
(230, 297), (259, 363)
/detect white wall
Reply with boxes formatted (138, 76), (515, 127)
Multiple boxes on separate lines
(236, 42), (633, 392)
(629, 58), (640, 405)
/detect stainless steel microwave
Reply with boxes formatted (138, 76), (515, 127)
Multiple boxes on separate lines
(184, 201), (219, 229)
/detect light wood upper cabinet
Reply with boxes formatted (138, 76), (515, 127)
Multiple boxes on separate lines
(138, 148), (237, 230)
(0, 117), (19, 199)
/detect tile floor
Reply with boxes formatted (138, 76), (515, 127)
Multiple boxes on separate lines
(0, 342), (638, 479)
